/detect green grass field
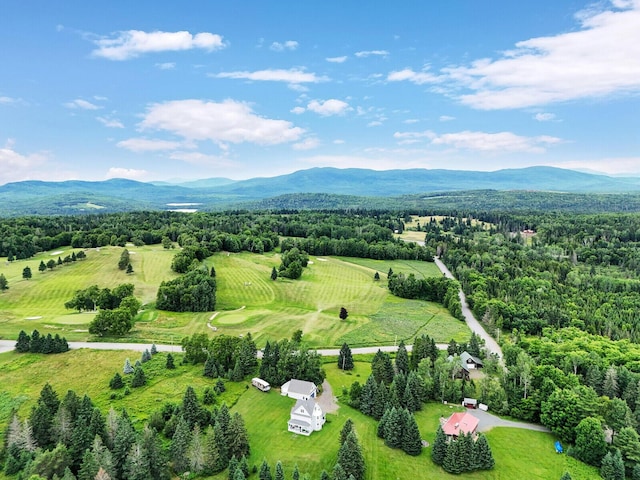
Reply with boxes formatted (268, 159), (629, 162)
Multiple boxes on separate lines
(0, 248), (468, 347)
(0, 354), (599, 480)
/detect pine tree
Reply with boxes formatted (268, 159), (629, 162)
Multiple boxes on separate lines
(371, 381), (388, 420)
(332, 463), (346, 480)
(228, 456), (240, 480)
(234, 467), (247, 480)
(166, 353), (176, 369)
(396, 341), (409, 375)
(39, 260), (47, 273)
(271, 267), (278, 280)
(403, 371), (423, 412)
(141, 349), (152, 363)
(340, 418), (354, 445)
(337, 431), (365, 480)
(227, 412), (250, 459)
(22, 266), (32, 280)
(359, 375), (377, 417)
(377, 409), (390, 439)
(151, 343), (158, 355)
(123, 358), (134, 374)
(203, 426), (223, 474)
(140, 425), (169, 480)
(431, 426), (447, 466)
(30, 382), (59, 450)
(632, 464), (640, 480)
(239, 455), (250, 478)
(383, 407), (403, 449)
(126, 263), (134, 274)
(189, 424), (206, 474)
(182, 385), (201, 430)
(560, 473), (572, 480)
(112, 413), (136, 480)
(457, 432), (475, 472)
(15, 330), (31, 353)
(338, 343), (354, 370)
(171, 416), (192, 474)
(292, 463), (300, 480)
(401, 409), (423, 456)
(374, 271), (380, 281)
(131, 365), (146, 387)
(339, 307), (348, 320)
(109, 373), (124, 389)
(474, 434), (495, 470)
(275, 460), (285, 480)
(259, 459), (272, 480)
(443, 437), (463, 474)
(601, 449), (625, 480)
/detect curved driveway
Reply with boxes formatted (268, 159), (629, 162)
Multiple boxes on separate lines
(433, 257), (503, 363)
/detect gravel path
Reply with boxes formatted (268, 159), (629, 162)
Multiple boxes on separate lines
(433, 256), (503, 363)
(317, 379), (339, 413)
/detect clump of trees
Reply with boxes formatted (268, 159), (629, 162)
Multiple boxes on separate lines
(118, 248), (130, 270)
(181, 333), (258, 380)
(278, 246), (308, 279)
(15, 330), (69, 354)
(388, 272), (463, 320)
(64, 284), (141, 337)
(259, 337), (325, 387)
(431, 427), (495, 473)
(156, 269), (216, 312)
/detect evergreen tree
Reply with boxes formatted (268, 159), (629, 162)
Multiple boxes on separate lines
(227, 412), (251, 460)
(140, 425), (169, 480)
(395, 341), (409, 375)
(359, 375), (377, 417)
(239, 455), (250, 478)
(271, 267), (278, 280)
(234, 467), (247, 480)
(474, 433), (495, 470)
(126, 263), (134, 274)
(292, 463), (300, 480)
(123, 358), (134, 374)
(374, 271), (380, 281)
(401, 409), (423, 456)
(231, 357), (244, 381)
(141, 349), (152, 363)
(371, 381), (388, 420)
(0, 273), (9, 291)
(39, 260), (47, 273)
(151, 343), (158, 355)
(166, 353), (175, 369)
(238, 332), (258, 375)
(371, 350), (394, 384)
(383, 407), (403, 449)
(22, 266), (32, 280)
(182, 386), (201, 430)
(338, 343), (354, 370)
(228, 456), (240, 480)
(377, 408), (390, 439)
(15, 330), (31, 352)
(320, 470), (330, 480)
(30, 382), (60, 450)
(203, 387), (216, 405)
(633, 464), (640, 480)
(203, 426), (223, 474)
(457, 432), (475, 472)
(468, 332), (482, 357)
(259, 459), (273, 480)
(189, 424), (206, 474)
(431, 426), (447, 466)
(560, 473), (572, 480)
(171, 416), (192, 474)
(275, 460), (285, 480)
(131, 365), (146, 387)
(339, 307), (348, 320)
(601, 449), (625, 480)
(403, 371), (423, 412)
(337, 431), (365, 480)
(112, 412), (136, 480)
(340, 418), (354, 445)
(109, 373), (124, 389)
(443, 437), (463, 474)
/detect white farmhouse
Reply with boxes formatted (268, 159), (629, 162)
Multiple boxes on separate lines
(288, 398), (325, 436)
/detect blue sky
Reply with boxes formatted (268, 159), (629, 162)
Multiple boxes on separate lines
(1, 0), (639, 184)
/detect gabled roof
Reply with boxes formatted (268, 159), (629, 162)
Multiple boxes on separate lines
(287, 379), (316, 396)
(291, 398), (321, 418)
(442, 412), (479, 437)
(460, 351), (483, 366)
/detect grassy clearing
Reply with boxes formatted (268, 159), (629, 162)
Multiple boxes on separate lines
(0, 354), (599, 480)
(0, 249), (468, 348)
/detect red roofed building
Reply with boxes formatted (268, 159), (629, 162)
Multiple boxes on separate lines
(441, 412), (479, 440)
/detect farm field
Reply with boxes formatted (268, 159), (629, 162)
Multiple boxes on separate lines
(0, 353), (599, 480)
(0, 248), (469, 347)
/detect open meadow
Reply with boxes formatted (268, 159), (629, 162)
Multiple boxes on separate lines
(0, 353), (599, 480)
(0, 248), (469, 347)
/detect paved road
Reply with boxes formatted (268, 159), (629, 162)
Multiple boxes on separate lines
(433, 256), (503, 363)
(0, 340), (448, 356)
(472, 408), (550, 433)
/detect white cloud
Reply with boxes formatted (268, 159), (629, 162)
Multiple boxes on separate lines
(213, 68), (328, 84)
(106, 167), (148, 179)
(92, 30), (227, 60)
(97, 116), (124, 128)
(65, 99), (101, 110)
(439, 115), (455, 122)
(0, 142), (49, 184)
(333, 139), (345, 144)
(326, 56), (348, 63)
(387, 68), (439, 84)
(534, 112), (556, 122)
(355, 50), (389, 58)
(290, 106), (306, 114)
(306, 99), (351, 116)
(156, 62), (176, 70)
(394, 130), (562, 153)
(442, 2), (640, 109)
(117, 138), (182, 152)
(403, 119), (419, 124)
(292, 137), (320, 150)
(367, 121), (383, 127)
(139, 99), (304, 145)
(270, 40), (298, 51)
(0, 96), (17, 104)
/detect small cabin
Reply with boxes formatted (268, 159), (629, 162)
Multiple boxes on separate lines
(252, 377), (271, 392)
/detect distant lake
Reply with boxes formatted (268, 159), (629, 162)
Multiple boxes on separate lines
(166, 202), (202, 213)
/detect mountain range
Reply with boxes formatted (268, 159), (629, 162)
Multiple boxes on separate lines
(3, 166), (640, 216)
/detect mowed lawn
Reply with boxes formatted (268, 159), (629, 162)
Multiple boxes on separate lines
(0, 248), (468, 347)
(0, 245), (177, 341)
(0, 353), (600, 480)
